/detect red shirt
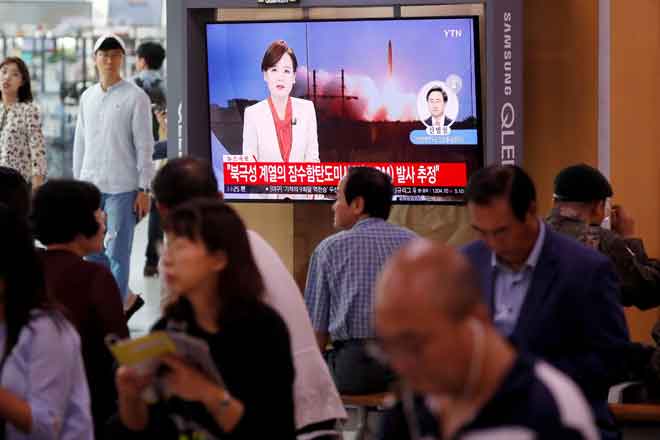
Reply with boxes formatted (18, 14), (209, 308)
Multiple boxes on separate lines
(268, 97), (293, 162)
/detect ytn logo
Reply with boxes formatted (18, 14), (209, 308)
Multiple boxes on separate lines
(444, 29), (463, 38)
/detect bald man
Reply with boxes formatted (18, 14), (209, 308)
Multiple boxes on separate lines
(374, 240), (598, 440)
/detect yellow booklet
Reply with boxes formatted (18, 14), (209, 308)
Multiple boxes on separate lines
(108, 330), (224, 403)
(107, 330), (224, 386)
(108, 331), (177, 367)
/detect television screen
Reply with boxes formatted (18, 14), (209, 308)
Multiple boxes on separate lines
(206, 16), (483, 203)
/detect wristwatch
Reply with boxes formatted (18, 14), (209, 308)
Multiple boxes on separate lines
(138, 187), (150, 194)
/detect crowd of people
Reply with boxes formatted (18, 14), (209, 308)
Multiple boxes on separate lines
(1, 33), (168, 315)
(1, 32), (660, 440)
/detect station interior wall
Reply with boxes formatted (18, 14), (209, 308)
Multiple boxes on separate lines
(230, 0), (660, 343)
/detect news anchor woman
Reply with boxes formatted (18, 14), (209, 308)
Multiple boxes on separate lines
(242, 40), (319, 163)
(0, 57), (47, 190)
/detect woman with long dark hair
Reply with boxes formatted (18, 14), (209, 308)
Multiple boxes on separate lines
(0, 57), (46, 190)
(0, 203), (93, 439)
(112, 198), (296, 439)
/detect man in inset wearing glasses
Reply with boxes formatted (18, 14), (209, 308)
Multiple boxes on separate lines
(374, 239), (599, 440)
(424, 86), (453, 129)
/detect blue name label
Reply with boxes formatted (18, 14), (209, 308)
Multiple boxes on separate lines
(410, 129), (478, 145)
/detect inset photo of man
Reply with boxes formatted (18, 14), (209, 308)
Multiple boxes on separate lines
(417, 81), (459, 134)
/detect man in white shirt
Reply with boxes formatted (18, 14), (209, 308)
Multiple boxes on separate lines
(73, 33), (154, 312)
(151, 157), (347, 436)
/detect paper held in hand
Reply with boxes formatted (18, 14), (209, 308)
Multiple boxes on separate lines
(107, 330), (224, 402)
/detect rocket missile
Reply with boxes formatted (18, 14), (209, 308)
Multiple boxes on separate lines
(387, 40), (393, 78)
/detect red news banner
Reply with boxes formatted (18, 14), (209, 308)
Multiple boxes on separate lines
(223, 162), (467, 188)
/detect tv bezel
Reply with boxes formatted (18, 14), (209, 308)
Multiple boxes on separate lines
(203, 14), (485, 205)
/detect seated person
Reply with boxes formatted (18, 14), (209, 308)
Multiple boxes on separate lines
(548, 163), (660, 309)
(152, 157), (346, 434)
(305, 167), (417, 394)
(375, 240), (599, 440)
(462, 165), (629, 440)
(31, 180), (129, 436)
(0, 203), (93, 439)
(548, 164), (660, 398)
(109, 199), (296, 439)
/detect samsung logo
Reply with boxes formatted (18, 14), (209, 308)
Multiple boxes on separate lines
(501, 11), (516, 165)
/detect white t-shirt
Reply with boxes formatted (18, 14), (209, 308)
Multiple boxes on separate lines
(246, 230), (346, 428)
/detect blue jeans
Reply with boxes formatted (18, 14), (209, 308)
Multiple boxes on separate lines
(87, 191), (137, 304)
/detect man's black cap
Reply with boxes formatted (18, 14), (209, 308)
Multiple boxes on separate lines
(553, 164), (613, 202)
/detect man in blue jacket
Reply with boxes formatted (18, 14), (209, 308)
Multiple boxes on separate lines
(462, 165), (630, 440)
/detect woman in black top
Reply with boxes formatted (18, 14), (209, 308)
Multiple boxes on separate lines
(111, 199), (296, 439)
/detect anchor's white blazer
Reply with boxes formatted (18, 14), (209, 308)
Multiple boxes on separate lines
(242, 97), (320, 163)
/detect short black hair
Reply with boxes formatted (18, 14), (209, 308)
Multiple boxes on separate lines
(96, 37), (124, 53)
(31, 180), (102, 245)
(465, 165), (536, 222)
(0, 166), (30, 219)
(152, 157), (219, 209)
(426, 86), (448, 103)
(136, 41), (166, 70)
(554, 164), (613, 203)
(343, 167), (393, 220)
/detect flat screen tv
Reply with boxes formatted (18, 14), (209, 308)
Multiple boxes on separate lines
(206, 16), (483, 203)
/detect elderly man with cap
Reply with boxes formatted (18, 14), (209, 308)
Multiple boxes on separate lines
(374, 239), (599, 440)
(547, 164), (660, 310)
(73, 33), (154, 316)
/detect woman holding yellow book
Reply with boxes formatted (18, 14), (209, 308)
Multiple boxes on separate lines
(110, 199), (296, 439)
